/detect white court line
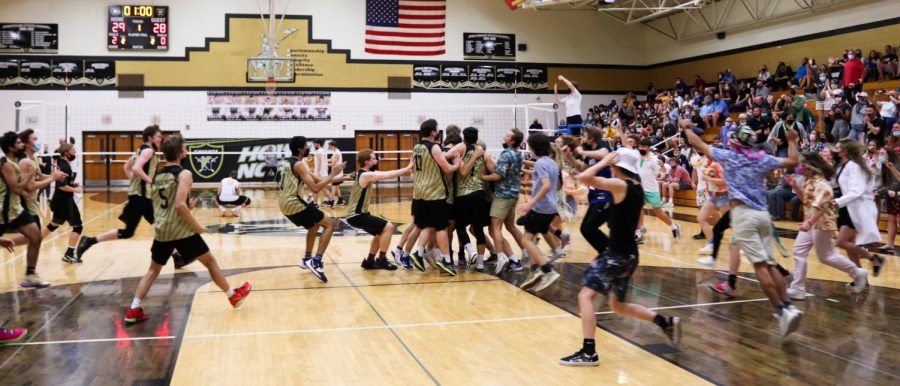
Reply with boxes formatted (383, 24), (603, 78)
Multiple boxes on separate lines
(641, 249), (761, 284)
(4, 298), (768, 346)
(0, 200), (127, 267)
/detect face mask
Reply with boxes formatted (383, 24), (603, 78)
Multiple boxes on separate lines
(370, 163), (378, 171)
(502, 143), (509, 149)
(14, 150), (25, 160)
(68, 154), (76, 161)
(819, 76), (826, 82)
(809, 135), (817, 142)
(639, 149), (647, 156)
(786, 119), (795, 124)
(33, 140), (43, 153)
(879, 155), (887, 164)
(848, 54), (855, 60)
(893, 131), (900, 138)
(795, 164), (805, 176)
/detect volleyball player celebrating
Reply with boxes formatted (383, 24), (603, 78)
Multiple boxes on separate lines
(408, 119), (460, 275)
(124, 135), (250, 324)
(560, 148), (681, 366)
(347, 149), (412, 270)
(280, 136), (344, 283)
(483, 128), (527, 274)
(451, 127), (489, 271)
(0, 132), (46, 288)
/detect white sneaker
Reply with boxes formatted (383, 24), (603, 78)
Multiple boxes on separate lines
(696, 256), (715, 267)
(520, 269), (544, 289)
(20, 274), (50, 288)
(560, 231), (572, 248)
(532, 270), (561, 292)
(697, 244), (713, 255)
(494, 254), (510, 275)
(786, 305), (803, 336)
(777, 307), (802, 337)
(786, 288), (806, 300)
(852, 269), (868, 294)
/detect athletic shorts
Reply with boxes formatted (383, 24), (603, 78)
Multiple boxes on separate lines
(729, 205), (776, 266)
(490, 197), (518, 221)
(346, 213), (388, 236)
(0, 211), (36, 235)
(286, 206), (326, 229)
(837, 207), (855, 229)
(119, 195), (154, 227)
(678, 182), (692, 191)
(216, 196), (251, 207)
(582, 249), (639, 302)
(519, 210), (556, 235)
(643, 191), (662, 209)
(151, 234), (209, 266)
(454, 191), (487, 227)
(50, 197), (83, 226)
(412, 199), (449, 230)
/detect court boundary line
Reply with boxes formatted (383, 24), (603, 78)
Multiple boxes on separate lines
(3, 297), (770, 347)
(192, 275), (502, 293)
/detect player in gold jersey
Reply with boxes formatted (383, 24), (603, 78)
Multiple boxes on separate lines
(124, 135), (250, 324)
(0, 132), (47, 287)
(408, 119), (460, 275)
(281, 136), (344, 283)
(77, 125), (183, 266)
(346, 149), (413, 270)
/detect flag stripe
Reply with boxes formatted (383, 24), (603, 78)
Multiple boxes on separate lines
(366, 27), (445, 36)
(364, 34), (445, 42)
(398, 14), (445, 20)
(365, 47), (446, 56)
(396, 22), (444, 28)
(399, 5), (446, 11)
(366, 39), (445, 47)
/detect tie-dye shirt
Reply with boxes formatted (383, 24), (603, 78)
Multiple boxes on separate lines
(803, 176), (838, 232)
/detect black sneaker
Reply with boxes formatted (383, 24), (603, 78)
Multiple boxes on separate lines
(663, 317), (682, 346)
(361, 259), (376, 270)
(635, 234), (644, 244)
(61, 253), (80, 264)
(435, 258), (457, 276)
(559, 350), (599, 367)
(871, 254), (884, 277)
(409, 251), (426, 272)
(373, 259), (398, 271)
(692, 232), (706, 240)
(173, 251), (195, 269)
(306, 258), (328, 283)
(75, 237), (97, 259)
(485, 253), (498, 263)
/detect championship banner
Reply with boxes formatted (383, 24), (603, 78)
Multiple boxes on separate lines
(206, 91), (331, 121)
(184, 137), (355, 183)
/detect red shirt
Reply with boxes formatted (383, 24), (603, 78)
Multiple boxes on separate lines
(668, 165), (692, 185)
(842, 59), (865, 87)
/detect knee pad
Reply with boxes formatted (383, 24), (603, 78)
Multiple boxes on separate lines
(117, 228), (135, 239)
(73, 225), (83, 234)
(46, 223), (59, 232)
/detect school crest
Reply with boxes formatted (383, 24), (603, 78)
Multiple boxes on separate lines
(188, 142), (224, 179)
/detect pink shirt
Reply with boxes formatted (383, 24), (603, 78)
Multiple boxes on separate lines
(668, 165), (692, 185)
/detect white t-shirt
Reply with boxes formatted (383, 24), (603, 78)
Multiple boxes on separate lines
(879, 101), (897, 119)
(639, 154), (661, 193)
(330, 149), (343, 177)
(314, 147), (329, 176)
(562, 89), (582, 118)
(219, 177), (240, 201)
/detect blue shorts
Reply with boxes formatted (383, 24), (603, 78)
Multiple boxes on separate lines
(582, 249), (639, 302)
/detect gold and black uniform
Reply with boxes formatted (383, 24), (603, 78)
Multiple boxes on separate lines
(24, 154), (41, 217)
(117, 143), (158, 238)
(411, 140), (449, 230)
(345, 170), (388, 236)
(0, 157), (36, 234)
(149, 165), (209, 266)
(280, 156), (324, 229)
(50, 157), (83, 227)
(452, 144), (487, 245)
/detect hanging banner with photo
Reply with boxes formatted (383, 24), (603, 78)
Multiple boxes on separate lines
(184, 137), (355, 183)
(206, 91), (331, 121)
(412, 63), (546, 90)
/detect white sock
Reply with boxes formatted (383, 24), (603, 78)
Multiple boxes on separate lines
(232, 208), (239, 213)
(521, 249), (529, 259)
(442, 254), (451, 264)
(130, 298), (142, 309)
(509, 254), (520, 263)
(672, 223), (678, 230)
(498, 252), (507, 261)
(416, 246), (425, 256)
(226, 287), (235, 297)
(464, 243), (476, 256)
(553, 247), (563, 255)
(431, 247), (441, 257)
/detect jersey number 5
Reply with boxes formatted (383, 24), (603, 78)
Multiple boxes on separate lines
(158, 188), (169, 209)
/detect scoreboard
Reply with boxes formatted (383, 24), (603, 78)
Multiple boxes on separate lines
(107, 5), (168, 51)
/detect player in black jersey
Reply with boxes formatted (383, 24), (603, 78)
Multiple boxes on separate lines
(560, 148), (681, 367)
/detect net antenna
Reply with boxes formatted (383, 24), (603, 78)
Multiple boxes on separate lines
(249, 0), (299, 94)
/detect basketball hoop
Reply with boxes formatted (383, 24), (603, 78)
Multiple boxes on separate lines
(265, 77), (277, 96)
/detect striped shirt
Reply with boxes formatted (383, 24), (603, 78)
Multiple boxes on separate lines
(412, 140), (447, 201)
(346, 171), (372, 216)
(24, 154), (41, 215)
(279, 157), (310, 216)
(152, 165), (196, 242)
(128, 144), (158, 198)
(455, 145), (485, 197)
(0, 158), (24, 224)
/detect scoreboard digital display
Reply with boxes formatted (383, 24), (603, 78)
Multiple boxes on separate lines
(107, 5), (168, 51)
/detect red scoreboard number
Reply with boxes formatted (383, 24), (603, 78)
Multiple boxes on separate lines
(107, 5), (169, 50)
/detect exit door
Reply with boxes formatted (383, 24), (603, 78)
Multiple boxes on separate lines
(84, 132), (140, 187)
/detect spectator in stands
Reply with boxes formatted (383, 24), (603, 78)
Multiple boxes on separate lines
(879, 148), (900, 253)
(802, 131), (827, 154)
(769, 112), (807, 157)
(849, 91), (870, 142)
(661, 157), (692, 207)
(889, 123), (900, 157)
(700, 95), (715, 126)
(720, 83), (737, 105)
(694, 74), (707, 91)
(767, 170), (801, 221)
(712, 94), (728, 125)
(773, 62), (793, 90)
(647, 82), (659, 101)
(690, 109), (707, 134)
(720, 117), (736, 142)
(755, 80), (771, 97)
(878, 45), (897, 81)
(758, 64), (772, 86)
(529, 118), (543, 132)
(831, 92), (852, 139)
(879, 89), (898, 129)
(555, 75), (583, 136)
(675, 77), (690, 96)
(672, 146), (692, 174)
(865, 50), (881, 82)
(793, 58), (812, 89)
(865, 104), (886, 147)
(842, 50), (865, 96)
(748, 108), (773, 144)
(721, 69), (737, 84)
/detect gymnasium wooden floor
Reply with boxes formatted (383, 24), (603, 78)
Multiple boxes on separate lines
(0, 187), (898, 385)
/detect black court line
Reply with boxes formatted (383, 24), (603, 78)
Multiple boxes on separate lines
(193, 275), (501, 294)
(326, 253), (441, 386)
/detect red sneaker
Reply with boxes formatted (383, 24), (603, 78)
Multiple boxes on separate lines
(124, 307), (149, 324)
(0, 323), (27, 344)
(709, 282), (737, 299)
(229, 282), (251, 308)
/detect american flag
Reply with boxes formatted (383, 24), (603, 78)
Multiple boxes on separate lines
(365, 0), (446, 56)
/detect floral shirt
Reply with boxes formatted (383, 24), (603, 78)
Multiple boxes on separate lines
(803, 176), (837, 232)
